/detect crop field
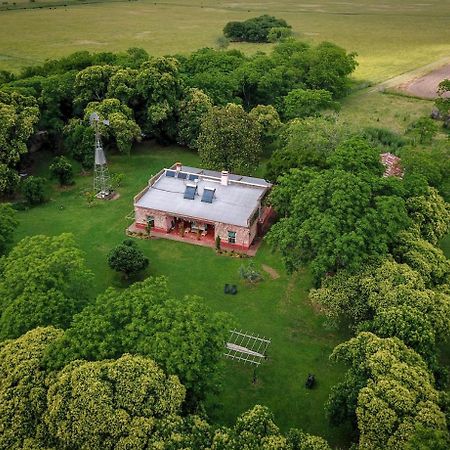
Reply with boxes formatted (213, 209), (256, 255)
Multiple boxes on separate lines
(12, 143), (351, 447)
(1, 0), (450, 82)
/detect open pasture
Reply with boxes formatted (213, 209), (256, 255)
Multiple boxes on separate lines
(1, 0), (450, 82)
(12, 143), (351, 447)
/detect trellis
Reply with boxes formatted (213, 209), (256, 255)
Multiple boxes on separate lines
(224, 329), (271, 366)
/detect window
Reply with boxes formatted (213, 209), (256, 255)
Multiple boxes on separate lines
(166, 170), (176, 177)
(228, 231), (236, 244)
(188, 174), (199, 181)
(146, 216), (155, 228)
(177, 172), (187, 179)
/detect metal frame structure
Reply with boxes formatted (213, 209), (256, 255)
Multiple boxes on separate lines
(90, 112), (112, 199)
(224, 329), (271, 366)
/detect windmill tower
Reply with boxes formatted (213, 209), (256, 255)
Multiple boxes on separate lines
(90, 112), (112, 199)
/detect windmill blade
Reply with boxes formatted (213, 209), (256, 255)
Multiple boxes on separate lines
(89, 112), (100, 125)
(102, 119), (110, 126)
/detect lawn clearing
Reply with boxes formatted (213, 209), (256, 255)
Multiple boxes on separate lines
(12, 142), (350, 447)
(1, 0), (450, 82)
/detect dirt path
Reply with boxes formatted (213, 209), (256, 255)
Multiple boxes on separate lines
(262, 264), (280, 280)
(373, 57), (450, 99)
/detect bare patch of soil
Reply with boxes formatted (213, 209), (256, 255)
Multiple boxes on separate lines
(262, 264), (280, 280)
(396, 64), (450, 99)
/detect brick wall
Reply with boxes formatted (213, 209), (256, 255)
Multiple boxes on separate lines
(214, 222), (254, 249)
(135, 206), (172, 231)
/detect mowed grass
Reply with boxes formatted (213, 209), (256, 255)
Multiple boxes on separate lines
(12, 142), (350, 447)
(1, 0), (450, 82)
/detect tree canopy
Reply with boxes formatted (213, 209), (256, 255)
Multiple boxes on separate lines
(0, 203), (17, 255)
(0, 233), (93, 340)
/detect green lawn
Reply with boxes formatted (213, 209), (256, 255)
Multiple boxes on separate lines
(1, 0), (450, 82)
(13, 143), (350, 447)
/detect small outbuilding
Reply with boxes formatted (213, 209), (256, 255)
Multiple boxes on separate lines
(131, 163), (273, 251)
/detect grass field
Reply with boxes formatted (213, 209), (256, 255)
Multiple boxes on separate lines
(1, 0), (450, 82)
(12, 143), (351, 447)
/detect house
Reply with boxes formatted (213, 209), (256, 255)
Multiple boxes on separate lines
(131, 163), (273, 251)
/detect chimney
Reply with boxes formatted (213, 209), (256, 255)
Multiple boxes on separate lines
(221, 170), (229, 186)
(175, 161), (182, 172)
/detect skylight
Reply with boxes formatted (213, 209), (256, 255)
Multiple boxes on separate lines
(201, 188), (215, 203)
(184, 185), (197, 200)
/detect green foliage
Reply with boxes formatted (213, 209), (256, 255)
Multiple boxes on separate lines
(223, 15), (291, 43)
(109, 172), (124, 190)
(405, 424), (450, 450)
(107, 239), (149, 278)
(267, 152), (410, 280)
(21, 176), (47, 205)
(0, 327), (63, 449)
(49, 156), (74, 186)
(0, 90), (39, 167)
(84, 98), (141, 154)
(400, 142), (450, 201)
(267, 27), (294, 43)
(198, 103), (262, 174)
(406, 116), (439, 145)
(239, 261), (263, 284)
(0, 203), (17, 255)
(0, 163), (20, 196)
(265, 117), (348, 180)
(406, 187), (450, 245)
(45, 276), (232, 405)
(330, 333), (448, 450)
(177, 87), (213, 149)
(63, 118), (95, 169)
(435, 79), (450, 119)
(283, 88), (339, 119)
(45, 354), (185, 450)
(0, 233), (93, 340)
(361, 127), (408, 153)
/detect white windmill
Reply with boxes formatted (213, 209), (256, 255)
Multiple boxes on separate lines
(89, 112), (112, 199)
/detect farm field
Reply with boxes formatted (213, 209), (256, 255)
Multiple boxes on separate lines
(12, 143), (351, 447)
(1, 0), (450, 83)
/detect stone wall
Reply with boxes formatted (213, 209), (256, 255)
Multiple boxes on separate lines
(214, 221), (255, 249)
(134, 206), (172, 231)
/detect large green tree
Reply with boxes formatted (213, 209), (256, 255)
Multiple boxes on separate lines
(0, 203), (17, 255)
(45, 354), (186, 450)
(198, 103), (262, 174)
(46, 276), (231, 405)
(0, 234), (93, 340)
(267, 141), (410, 280)
(0, 327), (63, 450)
(328, 333), (448, 450)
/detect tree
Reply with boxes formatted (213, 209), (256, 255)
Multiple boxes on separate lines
(248, 104), (282, 150)
(177, 88), (213, 149)
(267, 27), (293, 43)
(45, 354), (185, 450)
(0, 327), (63, 450)
(45, 276), (232, 406)
(0, 233), (93, 340)
(107, 239), (149, 279)
(198, 103), (262, 174)
(49, 156), (74, 186)
(406, 187), (450, 245)
(84, 98), (141, 154)
(63, 118), (95, 169)
(265, 117), (347, 180)
(0, 91), (39, 184)
(435, 79), (450, 122)
(283, 88), (339, 119)
(266, 165), (410, 281)
(0, 163), (20, 197)
(329, 332), (448, 449)
(406, 116), (439, 145)
(0, 203), (17, 256)
(223, 15), (291, 43)
(22, 176), (47, 205)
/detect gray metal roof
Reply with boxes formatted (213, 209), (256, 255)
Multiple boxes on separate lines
(135, 166), (271, 227)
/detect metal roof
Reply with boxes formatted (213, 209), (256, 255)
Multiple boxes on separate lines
(135, 165), (271, 227)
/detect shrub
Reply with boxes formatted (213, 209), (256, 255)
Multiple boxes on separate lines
(22, 176), (46, 205)
(267, 26), (293, 43)
(0, 164), (20, 197)
(239, 261), (263, 283)
(283, 88), (340, 119)
(49, 156), (74, 186)
(107, 239), (149, 279)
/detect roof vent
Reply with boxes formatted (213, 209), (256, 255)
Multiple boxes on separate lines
(221, 170), (229, 186)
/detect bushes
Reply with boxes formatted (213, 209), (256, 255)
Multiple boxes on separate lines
(49, 156), (74, 186)
(223, 15), (291, 43)
(22, 176), (46, 205)
(107, 239), (149, 278)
